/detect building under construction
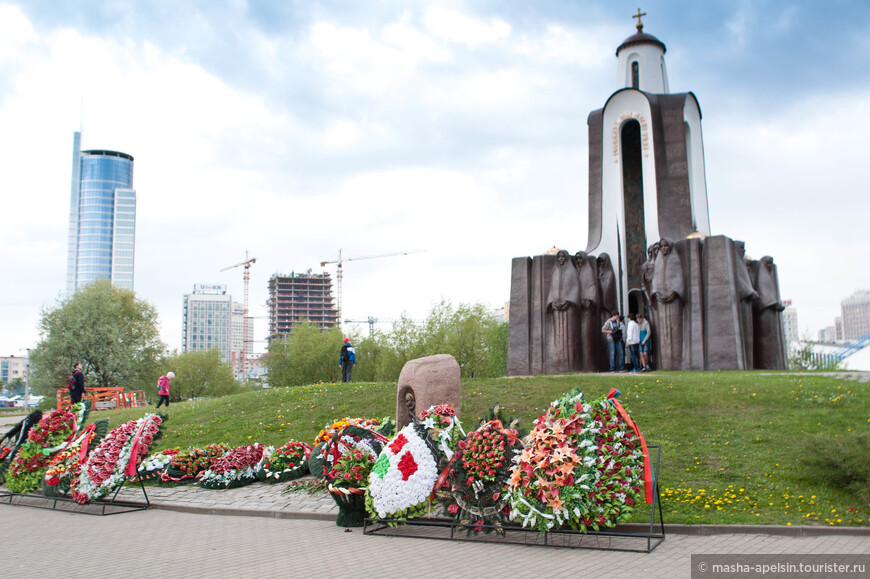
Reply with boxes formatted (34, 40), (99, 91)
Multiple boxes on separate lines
(267, 272), (338, 339)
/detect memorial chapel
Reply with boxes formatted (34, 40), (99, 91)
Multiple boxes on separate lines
(507, 13), (787, 374)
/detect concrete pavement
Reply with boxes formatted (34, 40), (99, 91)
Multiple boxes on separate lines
(3, 410), (870, 577)
(0, 478), (868, 578)
(2, 505), (869, 579)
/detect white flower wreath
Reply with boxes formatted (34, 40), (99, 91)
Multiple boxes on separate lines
(367, 424), (439, 519)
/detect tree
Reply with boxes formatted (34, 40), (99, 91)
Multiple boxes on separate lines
(3, 378), (25, 397)
(160, 349), (241, 400)
(263, 322), (345, 387)
(484, 321), (509, 377)
(443, 302), (495, 378)
(29, 280), (165, 396)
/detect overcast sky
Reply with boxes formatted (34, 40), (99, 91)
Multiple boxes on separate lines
(1, 0), (868, 357)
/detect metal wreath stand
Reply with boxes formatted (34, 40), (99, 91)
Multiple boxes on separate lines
(1, 462), (151, 516)
(363, 392), (666, 553)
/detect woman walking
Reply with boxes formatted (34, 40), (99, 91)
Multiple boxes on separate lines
(156, 371), (175, 409)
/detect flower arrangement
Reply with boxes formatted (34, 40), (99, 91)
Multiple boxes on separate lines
(313, 417), (384, 447)
(259, 441), (311, 483)
(6, 404), (85, 494)
(366, 423), (440, 521)
(161, 443), (231, 483)
(199, 443), (267, 489)
(505, 389), (644, 533)
(441, 418), (523, 534)
(71, 413), (164, 504)
(42, 418), (109, 497)
(323, 425), (388, 527)
(420, 404), (465, 463)
(310, 417), (392, 480)
(138, 449), (180, 481)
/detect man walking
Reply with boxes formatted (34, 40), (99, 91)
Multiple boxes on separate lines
(339, 338), (356, 383)
(68, 362), (85, 404)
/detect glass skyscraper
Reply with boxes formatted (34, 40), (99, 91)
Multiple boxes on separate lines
(66, 131), (137, 294)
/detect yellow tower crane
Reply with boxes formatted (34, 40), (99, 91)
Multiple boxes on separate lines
(221, 250), (256, 383)
(320, 249), (425, 323)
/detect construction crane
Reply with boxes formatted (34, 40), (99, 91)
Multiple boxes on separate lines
(320, 249), (425, 323)
(221, 251), (256, 383)
(344, 316), (379, 337)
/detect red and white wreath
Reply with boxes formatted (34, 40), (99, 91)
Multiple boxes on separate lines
(71, 414), (163, 504)
(366, 423), (439, 520)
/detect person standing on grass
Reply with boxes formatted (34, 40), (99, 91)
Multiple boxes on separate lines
(627, 313), (641, 372)
(68, 362), (85, 404)
(156, 371), (174, 408)
(638, 313), (652, 371)
(339, 338), (356, 383)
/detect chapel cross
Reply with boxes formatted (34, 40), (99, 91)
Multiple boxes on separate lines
(633, 8), (647, 31)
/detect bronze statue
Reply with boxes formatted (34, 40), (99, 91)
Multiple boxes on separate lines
(597, 253), (618, 318)
(545, 250), (581, 372)
(575, 251), (601, 372)
(651, 238), (684, 369)
(751, 256), (787, 369)
(733, 241), (759, 369)
(641, 242), (659, 310)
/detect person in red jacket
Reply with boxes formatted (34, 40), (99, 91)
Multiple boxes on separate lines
(156, 371), (175, 408)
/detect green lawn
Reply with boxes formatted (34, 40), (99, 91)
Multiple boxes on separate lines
(88, 371), (868, 527)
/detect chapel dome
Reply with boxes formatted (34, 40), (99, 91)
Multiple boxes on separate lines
(616, 31), (666, 56)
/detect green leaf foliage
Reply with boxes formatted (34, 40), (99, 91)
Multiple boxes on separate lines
(329, 301), (507, 384)
(263, 322), (345, 387)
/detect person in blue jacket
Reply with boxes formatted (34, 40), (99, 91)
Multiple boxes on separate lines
(339, 338), (356, 383)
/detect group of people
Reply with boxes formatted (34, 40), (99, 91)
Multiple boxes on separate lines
(601, 312), (653, 373)
(61, 339), (358, 412)
(64, 362), (175, 408)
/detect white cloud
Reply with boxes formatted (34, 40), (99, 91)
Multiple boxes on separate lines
(306, 19), (453, 98)
(424, 6), (511, 48)
(514, 24), (613, 66)
(1, 1), (868, 357)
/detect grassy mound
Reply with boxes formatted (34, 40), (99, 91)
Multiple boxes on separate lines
(89, 371), (868, 527)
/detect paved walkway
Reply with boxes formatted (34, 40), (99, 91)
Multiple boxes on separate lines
(1, 502), (868, 578)
(1, 478), (869, 578)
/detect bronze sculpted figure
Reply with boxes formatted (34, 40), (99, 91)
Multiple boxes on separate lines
(641, 242), (659, 311)
(733, 241), (759, 369)
(597, 253), (618, 319)
(751, 256), (787, 369)
(545, 250), (581, 372)
(575, 251), (601, 372)
(651, 238), (684, 369)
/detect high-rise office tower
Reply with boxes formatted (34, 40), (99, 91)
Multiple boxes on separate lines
(182, 284), (233, 362)
(66, 131), (137, 295)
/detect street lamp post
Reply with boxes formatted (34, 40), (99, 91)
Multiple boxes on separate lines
(24, 348), (30, 409)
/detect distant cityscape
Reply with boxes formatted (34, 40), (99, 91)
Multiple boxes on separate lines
(817, 290), (870, 343)
(3, 128), (869, 396)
